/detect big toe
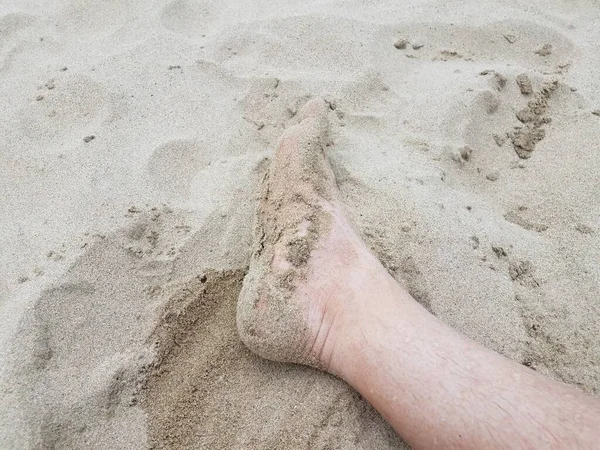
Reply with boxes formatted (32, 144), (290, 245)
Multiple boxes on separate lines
(299, 97), (328, 120)
(270, 98), (336, 200)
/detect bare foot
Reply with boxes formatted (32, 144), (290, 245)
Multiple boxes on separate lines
(237, 106), (600, 448)
(237, 98), (396, 374)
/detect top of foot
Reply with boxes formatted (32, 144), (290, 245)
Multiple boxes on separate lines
(237, 97), (390, 372)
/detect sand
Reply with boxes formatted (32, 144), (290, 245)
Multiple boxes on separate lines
(1, 0), (599, 448)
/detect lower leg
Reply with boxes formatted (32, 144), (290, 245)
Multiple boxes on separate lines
(334, 274), (600, 449)
(237, 98), (600, 449)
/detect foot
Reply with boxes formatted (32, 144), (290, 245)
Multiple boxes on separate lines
(237, 98), (397, 374)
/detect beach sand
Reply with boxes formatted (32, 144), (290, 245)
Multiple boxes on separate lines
(1, 0), (599, 448)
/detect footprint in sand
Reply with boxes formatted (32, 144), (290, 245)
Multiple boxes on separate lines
(146, 139), (211, 199)
(504, 207), (549, 233)
(3, 74), (108, 153)
(7, 207), (197, 446)
(0, 13), (36, 45)
(0, 13), (38, 72)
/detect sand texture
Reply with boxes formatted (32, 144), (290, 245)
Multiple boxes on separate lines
(1, 0), (600, 448)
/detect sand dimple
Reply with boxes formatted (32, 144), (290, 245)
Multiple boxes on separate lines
(504, 209), (549, 232)
(3, 73), (109, 152)
(160, 0), (217, 37)
(4, 238), (158, 449)
(57, 0), (128, 35)
(146, 139), (209, 200)
(478, 90), (500, 114)
(0, 13), (36, 44)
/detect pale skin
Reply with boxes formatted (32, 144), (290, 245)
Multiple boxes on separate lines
(236, 98), (600, 449)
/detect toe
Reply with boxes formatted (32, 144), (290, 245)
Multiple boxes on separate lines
(270, 98), (336, 200)
(299, 97), (328, 121)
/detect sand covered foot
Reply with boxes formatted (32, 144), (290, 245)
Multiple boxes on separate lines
(237, 97), (379, 370)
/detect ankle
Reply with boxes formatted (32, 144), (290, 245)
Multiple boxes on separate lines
(307, 313), (341, 373)
(324, 268), (424, 381)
